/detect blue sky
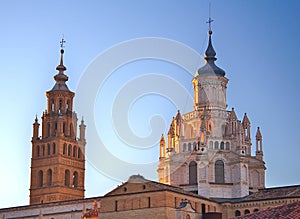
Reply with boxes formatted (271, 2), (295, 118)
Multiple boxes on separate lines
(0, 0), (299, 208)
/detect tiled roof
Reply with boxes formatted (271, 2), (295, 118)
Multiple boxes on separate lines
(231, 201), (300, 219)
(243, 185), (300, 201)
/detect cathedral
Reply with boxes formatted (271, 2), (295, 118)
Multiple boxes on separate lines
(0, 26), (299, 219)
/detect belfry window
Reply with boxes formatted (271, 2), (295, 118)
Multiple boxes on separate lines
(47, 143), (51, 155)
(63, 143), (67, 155)
(73, 146), (77, 158)
(59, 99), (63, 111)
(65, 169), (70, 186)
(78, 148), (81, 159)
(38, 170), (43, 187)
(72, 171), (78, 188)
(52, 143), (56, 154)
(215, 160), (225, 183)
(37, 145), (40, 157)
(47, 169), (52, 186)
(68, 144), (72, 156)
(189, 161), (197, 185)
(51, 99), (54, 112)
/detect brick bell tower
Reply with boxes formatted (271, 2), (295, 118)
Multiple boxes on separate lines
(29, 43), (86, 205)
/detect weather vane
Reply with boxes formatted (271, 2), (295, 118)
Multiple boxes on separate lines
(60, 36), (66, 48)
(206, 2), (214, 31)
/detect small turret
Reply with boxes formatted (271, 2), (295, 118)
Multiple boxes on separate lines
(159, 134), (166, 158)
(79, 117), (86, 141)
(32, 116), (40, 140)
(256, 127), (263, 159)
(242, 113), (251, 141)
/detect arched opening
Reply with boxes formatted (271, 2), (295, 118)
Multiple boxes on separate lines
(78, 148), (81, 159)
(42, 145), (45, 156)
(193, 142), (197, 151)
(65, 170), (70, 186)
(38, 170), (43, 187)
(59, 99), (63, 111)
(47, 123), (50, 137)
(37, 145), (40, 157)
(183, 143), (187, 152)
(214, 141), (219, 150)
(201, 203), (206, 214)
(215, 160), (225, 183)
(73, 146), (77, 158)
(209, 141), (213, 149)
(220, 142), (224, 150)
(189, 161), (197, 185)
(47, 169), (52, 186)
(225, 142), (230, 150)
(254, 208), (259, 212)
(70, 124), (74, 138)
(52, 143), (56, 154)
(66, 100), (70, 111)
(63, 143), (67, 155)
(244, 209), (250, 214)
(47, 143), (51, 155)
(235, 210), (241, 216)
(51, 99), (54, 112)
(68, 144), (72, 156)
(188, 143), (191, 151)
(63, 122), (66, 135)
(72, 171), (78, 188)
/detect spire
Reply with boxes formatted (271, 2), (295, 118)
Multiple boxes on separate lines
(160, 134), (165, 144)
(229, 108), (238, 120)
(256, 127), (262, 139)
(51, 38), (70, 91)
(242, 113), (250, 126)
(196, 12), (226, 77)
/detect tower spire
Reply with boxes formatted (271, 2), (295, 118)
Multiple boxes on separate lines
(52, 38), (69, 91)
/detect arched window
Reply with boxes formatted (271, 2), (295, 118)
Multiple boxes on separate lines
(78, 148), (81, 159)
(37, 145), (40, 157)
(193, 142), (197, 151)
(65, 170), (70, 186)
(47, 169), (52, 186)
(66, 100), (70, 111)
(183, 143), (187, 152)
(201, 204), (206, 214)
(38, 170), (43, 187)
(220, 142), (224, 150)
(68, 144), (72, 156)
(51, 99), (54, 112)
(72, 171), (78, 188)
(235, 210), (241, 216)
(73, 146), (77, 158)
(63, 122), (66, 135)
(59, 99), (63, 111)
(42, 145), (45, 156)
(63, 143), (67, 155)
(189, 161), (197, 185)
(244, 209), (250, 214)
(253, 208), (259, 212)
(225, 142), (230, 150)
(188, 143), (191, 151)
(214, 141), (219, 150)
(215, 160), (225, 183)
(52, 143), (56, 154)
(209, 141), (213, 149)
(47, 143), (51, 155)
(70, 124), (74, 138)
(47, 123), (50, 137)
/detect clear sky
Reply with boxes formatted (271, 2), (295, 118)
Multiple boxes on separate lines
(0, 0), (299, 208)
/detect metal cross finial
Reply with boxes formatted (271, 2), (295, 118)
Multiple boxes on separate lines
(206, 2), (214, 31)
(60, 36), (66, 48)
